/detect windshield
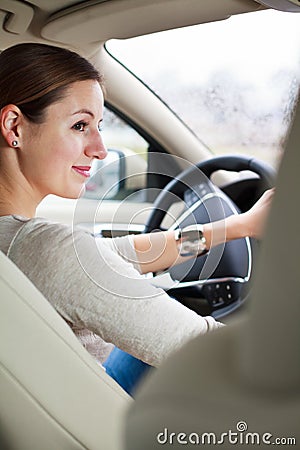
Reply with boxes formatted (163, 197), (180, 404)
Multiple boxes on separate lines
(107, 10), (300, 168)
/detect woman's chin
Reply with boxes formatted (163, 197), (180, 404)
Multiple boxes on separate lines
(60, 184), (86, 200)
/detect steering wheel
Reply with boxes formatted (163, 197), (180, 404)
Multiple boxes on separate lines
(145, 155), (275, 319)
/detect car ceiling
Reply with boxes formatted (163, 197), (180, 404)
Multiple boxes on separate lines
(0, 0), (266, 54)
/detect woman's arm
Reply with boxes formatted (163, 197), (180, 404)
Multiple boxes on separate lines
(134, 188), (274, 274)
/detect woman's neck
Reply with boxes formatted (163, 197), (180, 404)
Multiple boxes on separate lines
(0, 147), (42, 218)
(0, 197), (37, 218)
(0, 178), (38, 219)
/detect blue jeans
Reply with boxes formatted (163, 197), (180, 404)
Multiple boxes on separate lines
(103, 347), (152, 396)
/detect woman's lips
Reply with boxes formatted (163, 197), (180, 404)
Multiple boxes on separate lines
(72, 166), (91, 178)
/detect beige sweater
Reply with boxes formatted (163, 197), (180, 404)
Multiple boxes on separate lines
(0, 215), (223, 366)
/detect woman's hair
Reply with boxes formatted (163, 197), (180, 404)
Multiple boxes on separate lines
(0, 43), (103, 123)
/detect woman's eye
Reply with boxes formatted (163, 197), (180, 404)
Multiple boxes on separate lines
(73, 121), (88, 132)
(98, 123), (103, 132)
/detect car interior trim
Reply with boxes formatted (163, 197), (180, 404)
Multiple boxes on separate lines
(41, 0), (264, 45)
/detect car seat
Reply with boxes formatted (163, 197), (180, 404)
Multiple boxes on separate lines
(125, 96), (300, 448)
(0, 251), (130, 450)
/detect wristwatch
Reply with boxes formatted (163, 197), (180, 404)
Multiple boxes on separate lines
(174, 224), (208, 257)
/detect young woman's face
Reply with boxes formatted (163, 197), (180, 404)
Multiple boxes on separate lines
(20, 79), (107, 200)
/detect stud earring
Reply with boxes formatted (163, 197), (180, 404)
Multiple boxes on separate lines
(12, 140), (18, 147)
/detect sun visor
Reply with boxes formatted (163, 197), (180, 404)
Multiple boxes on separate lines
(41, 0), (263, 45)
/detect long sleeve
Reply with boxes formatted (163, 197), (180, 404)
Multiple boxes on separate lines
(5, 217), (224, 367)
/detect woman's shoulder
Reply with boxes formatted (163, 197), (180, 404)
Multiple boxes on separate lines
(24, 215), (72, 232)
(0, 215), (69, 255)
(1, 215), (89, 256)
(0, 214), (71, 229)
(9, 215), (74, 239)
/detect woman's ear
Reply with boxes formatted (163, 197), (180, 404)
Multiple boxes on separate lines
(0, 104), (22, 148)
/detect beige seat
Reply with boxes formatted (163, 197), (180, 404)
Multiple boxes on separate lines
(0, 251), (130, 450)
(125, 97), (300, 449)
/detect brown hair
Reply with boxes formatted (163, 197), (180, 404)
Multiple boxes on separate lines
(0, 43), (103, 123)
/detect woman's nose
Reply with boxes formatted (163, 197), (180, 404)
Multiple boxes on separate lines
(85, 131), (107, 160)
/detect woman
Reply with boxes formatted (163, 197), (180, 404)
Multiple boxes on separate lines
(0, 43), (273, 394)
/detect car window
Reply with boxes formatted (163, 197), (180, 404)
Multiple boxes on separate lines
(84, 105), (183, 204)
(84, 106), (149, 201)
(107, 9), (300, 169)
(101, 107), (148, 157)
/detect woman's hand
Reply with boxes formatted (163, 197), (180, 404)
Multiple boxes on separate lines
(202, 188), (275, 248)
(240, 188), (275, 239)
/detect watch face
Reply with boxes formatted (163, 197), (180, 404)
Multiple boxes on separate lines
(179, 229), (207, 257)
